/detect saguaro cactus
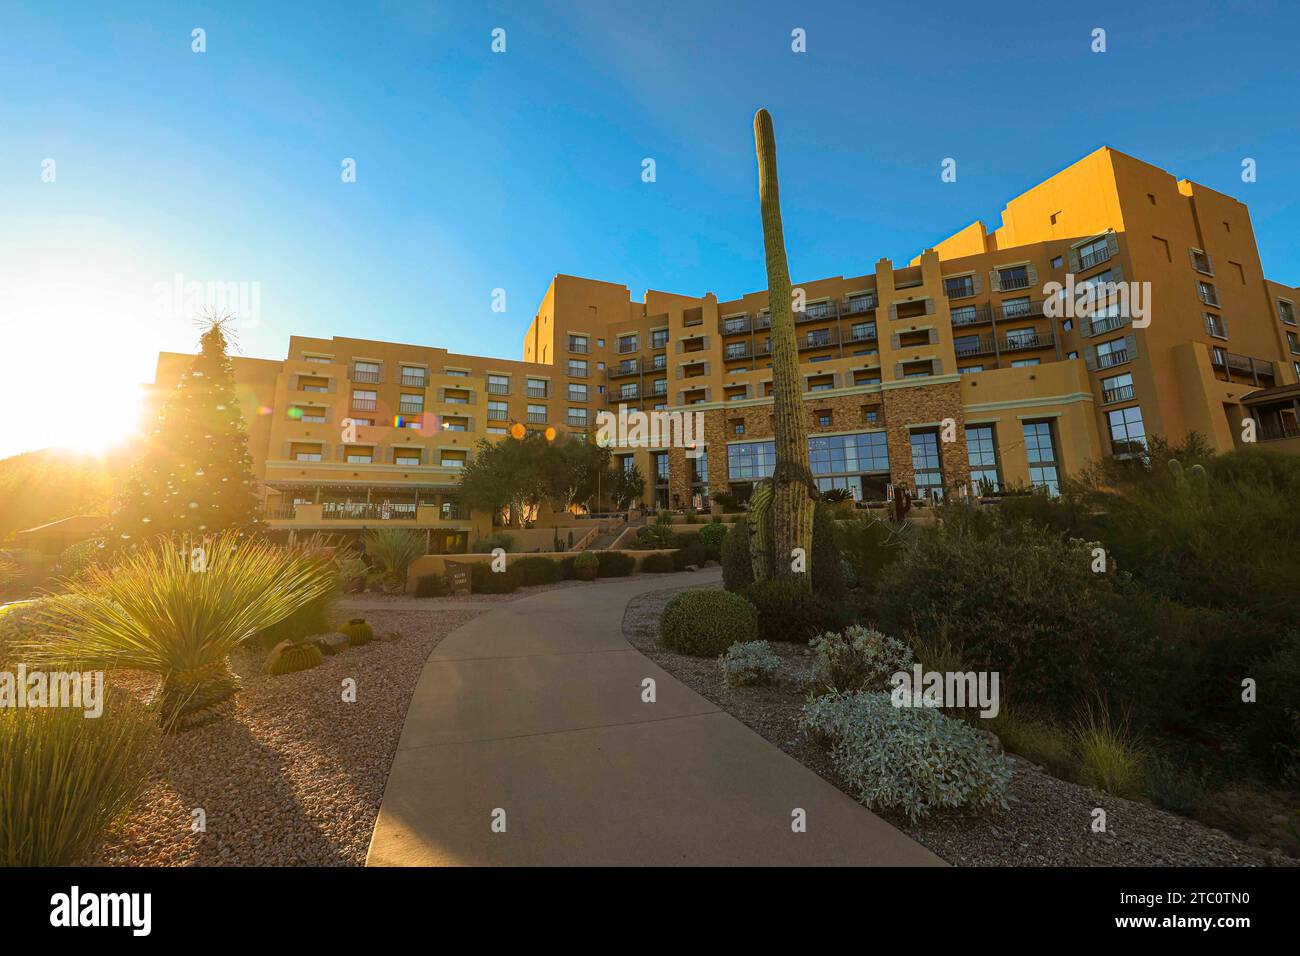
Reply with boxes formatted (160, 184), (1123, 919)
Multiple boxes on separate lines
(752, 108), (815, 587)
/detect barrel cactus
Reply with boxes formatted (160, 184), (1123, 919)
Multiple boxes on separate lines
(265, 640), (323, 676)
(340, 618), (374, 646)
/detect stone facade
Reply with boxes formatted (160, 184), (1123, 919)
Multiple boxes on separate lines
(690, 380), (973, 503)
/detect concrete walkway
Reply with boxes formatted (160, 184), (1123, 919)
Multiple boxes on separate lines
(366, 571), (944, 866)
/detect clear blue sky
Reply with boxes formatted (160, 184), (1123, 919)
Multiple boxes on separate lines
(0, 0), (1297, 458)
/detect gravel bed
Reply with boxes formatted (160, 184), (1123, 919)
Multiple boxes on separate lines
(624, 584), (1288, 867)
(85, 607), (480, 866)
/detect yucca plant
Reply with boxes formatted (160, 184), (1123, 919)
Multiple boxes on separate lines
(364, 528), (425, 594)
(27, 532), (337, 729)
(0, 690), (159, 865)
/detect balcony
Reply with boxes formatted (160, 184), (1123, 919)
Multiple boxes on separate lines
(615, 387), (640, 401)
(998, 272), (1032, 291)
(1260, 421), (1300, 442)
(724, 344), (753, 361)
(846, 326), (878, 343)
(608, 360), (641, 379)
(323, 502), (417, 521)
(651, 381), (667, 395)
(951, 305), (994, 328)
(796, 302), (839, 324)
(1002, 332), (1053, 352)
(352, 398), (378, 412)
(1096, 349), (1130, 369)
(1211, 350), (1275, 386)
(755, 313), (772, 330)
(351, 369), (382, 384)
(954, 337), (996, 358)
(797, 330), (839, 351)
(1088, 313), (1132, 337)
(1000, 299), (1046, 320)
(1102, 384), (1136, 404)
(1079, 246), (1113, 271)
(720, 316), (752, 335)
(842, 296), (877, 315)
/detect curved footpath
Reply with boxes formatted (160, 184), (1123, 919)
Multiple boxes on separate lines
(366, 570), (943, 866)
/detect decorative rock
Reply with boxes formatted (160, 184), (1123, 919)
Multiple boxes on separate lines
(308, 632), (351, 655)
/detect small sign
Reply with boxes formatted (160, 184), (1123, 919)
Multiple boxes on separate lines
(446, 564), (471, 596)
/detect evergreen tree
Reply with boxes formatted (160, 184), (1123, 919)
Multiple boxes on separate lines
(108, 317), (262, 546)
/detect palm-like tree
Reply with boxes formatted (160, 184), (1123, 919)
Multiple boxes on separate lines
(752, 108), (815, 586)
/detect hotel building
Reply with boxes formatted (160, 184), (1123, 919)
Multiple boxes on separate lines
(151, 146), (1300, 551)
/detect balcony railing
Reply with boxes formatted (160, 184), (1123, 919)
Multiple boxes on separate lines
(351, 398), (378, 411)
(400, 374), (428, 388)
(487, 409), (509, 421)
(1259, 421), (1300, 442)
(527, 411), (547, 423)
(486, 382), (510, 395)
(1096, 349), (1130, 369)
(798, 330), (839, 350)
(1079, 246), (1113, 270)
(617, 388), (639, 400)
(1197, 288), (1220, 308)
(1002, 332), (1053, 352)
(846, 326), (878, 343)
(954, 337), (995, 358)
(724, 345), (753, 360)
(1088, 313), (1131, 336)
(755, 313), (772, 330)
(1102, 384), (1136, 404)
(944, 282), (976, 299)
(650, 337), (669, 350)
(720, 316), (752, 335)
(842, 296), (877, 315)
(567, 342), (590, 354)
(608, 360), (640, 379)
(796, 302), (838, 323)
(351, 369), (381, 384)
(1000, 299), (1046, 320)
(617, 341), (639, 354)
(526, 385), (548, 398)
(567, 367), (589, 379)
(322, 502), (417, 520)
(951, 306), (993, 327)
(652, 381), (667, 395)
(398, 402), (424, 415)
(264, 504), (297, 519)
(998, 272), (1031, 291)
(566, 417), (589, 428)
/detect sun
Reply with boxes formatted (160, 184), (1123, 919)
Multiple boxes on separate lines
(54, 379), (145, 455)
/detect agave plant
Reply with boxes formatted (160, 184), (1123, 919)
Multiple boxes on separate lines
(364, 528), (425, 594)
(28, 532), (337, 729)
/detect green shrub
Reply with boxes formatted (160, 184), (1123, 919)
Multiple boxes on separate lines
(512, 556), (561, 586)
(641, 553), (676, 573)
(801, 691), (1012, 821)
(364, 528), (425, 594)
(820, 487), (853, 503)
(1071, 702), (1146, 798)
(471, 562), (522, 593)
(0, 691), (159, 865)
(684, 509), (701, 524)
(340, 618), (374, 646)
(635, 524), (676, 549)
(655, 511), (673, 527)
(807, 625), (914, 695)
(720, 516), (752, 593)
(57, 538), (104, 579)
(414, 574), (449, 598)
(0, 596), (99, 666)
(572, 552), (598, 581)
(836, 515), (908, 605)
(558, 555), (577, 580)
(719, 640), (783, 686)
(877, 521), (1148, 715)
(697, 521), (727, 559)
(265, 640), (324, 675)
(811, 502), (845, 602)
(1239, 636), (1300, 786)
(471, 531), (517, 553)
(1144, 753), (1209, 815)
(671, 541), (707, 571)
(744, 579), (844, 645)
(659, 589), (758, 656)
(254, 588), (335, 650)
(987, 709), (1077, 780)
(596, 550), (635, 577)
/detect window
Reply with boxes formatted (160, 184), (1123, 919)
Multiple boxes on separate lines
(1108, 405), (1148, 457)
(731, 420), (745, 436)
(1288, 332), (1300, 355)
(444, 368), (468, 376)
(1062, 319), (1073, 332)
(998, 265), (1030, 290)
(958, 364), (983, 374)
(487, 400), (508, 421)
(1101, 372), (1135, 404)
(1002, 298), (1032, 320)
(1067, 350), (1079, 360)
(1279, 300), (1297, 326)
(850, 321), (876, 342)
(399, 393), (424, 413)
(950, 304), (979, 327)
(1050, 256), (1063, 269)
(567, 359), (588, 377)
(395, 452), (422, 466)
(618, 335), (638, 354)
(1004, 325), (1036, 346)
(1023, 421), (1060, 495)
(651, 329), (669, 349)
(305, 355), (331, 364)
(966, 425), (1001, 494)
(1204, 312), (1227, 339)
(944, 275), (975, 298)
(345, 449), (373, 464)
(352, 361), (381, 383)
(1095, 337), (1129, 368)
(440, 454), (466, 469)
(351, 389), (377, 411)
(349, 417), (374, 427)
(568, 335), (589, 353)
(294, 451), (322, 462)
(910, 431), (944, 500)
(527, 404), (547, 423)
(401, 366), (427, 387)
(487, 374), (510, 395)
(566, 408), (588, 427)
(817, 412), (832, 427)
(1190, 249), (1213, 275)
(526, 378), (548, 398)
(1196, 281), (1219, 307)
(953, 334), (982, 357)
(487, 426), (507, 435)
(568, 383), (589, 402)
(725, 343), (748, 360)
(654, 453), (670, 483)
(1011, 358), (1040, 367)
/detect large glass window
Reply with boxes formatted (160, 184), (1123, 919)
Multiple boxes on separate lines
(1107, 405), (1148, 457)
(966, 425), (1001, 494)
(653, 452), (670, 483)
(910, 431), (945, 500)
(727, 432), (890, 491)
(1023, 421), (1060, 495)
